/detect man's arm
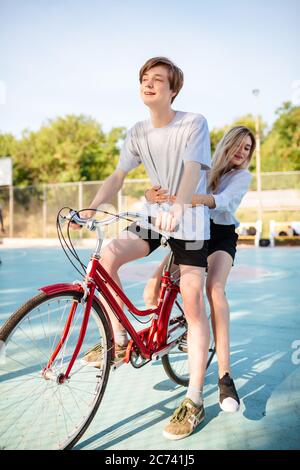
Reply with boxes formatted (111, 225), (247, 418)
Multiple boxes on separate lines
(174, 161), (201, 209)
(155, 161), (201, 232)
(72, 169), (127, 226)
(89, 169), (126, 211)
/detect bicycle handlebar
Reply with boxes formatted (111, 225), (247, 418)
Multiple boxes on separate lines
(63, 210), (156, 230)
(60, 209), (177, 237)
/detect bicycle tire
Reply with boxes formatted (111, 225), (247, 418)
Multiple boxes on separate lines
(162, 294), (216, 387)
(161, 294), (189, 386)
(0, 290), (113, 450)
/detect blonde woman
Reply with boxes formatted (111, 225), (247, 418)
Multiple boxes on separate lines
(144, 125), (256, 413)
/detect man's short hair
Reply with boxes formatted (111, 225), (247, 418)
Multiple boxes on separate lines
(139, 57), (184, 103)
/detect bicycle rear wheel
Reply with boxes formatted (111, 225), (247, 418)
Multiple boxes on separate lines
(161, 293), (189, 386)
(0, 290), (113, 450)
(162, 294), (216, 387)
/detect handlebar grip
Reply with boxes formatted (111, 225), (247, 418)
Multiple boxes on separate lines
(68, 210), (88, 226)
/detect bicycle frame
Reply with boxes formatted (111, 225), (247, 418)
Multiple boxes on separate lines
(41, 252), (181, 381)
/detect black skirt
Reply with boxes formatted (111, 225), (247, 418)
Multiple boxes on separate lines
(208, 219), (239, 262)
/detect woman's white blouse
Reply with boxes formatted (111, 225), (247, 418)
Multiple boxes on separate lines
(210, 169), (252, 227)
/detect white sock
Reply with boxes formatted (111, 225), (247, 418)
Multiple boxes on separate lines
(186, 385), (203, 406)
(115, 330), (128, 347)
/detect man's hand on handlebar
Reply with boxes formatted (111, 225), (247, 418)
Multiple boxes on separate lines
(155, 203), (183, 233)
(70, 209), (97, 230)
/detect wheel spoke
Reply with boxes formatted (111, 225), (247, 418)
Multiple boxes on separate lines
(162, 293), (189, 386)
(162, 292), (216, 385)
(0, 292), (111, 449)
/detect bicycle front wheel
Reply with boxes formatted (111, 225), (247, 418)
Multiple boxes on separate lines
(0, 290), (113, 450)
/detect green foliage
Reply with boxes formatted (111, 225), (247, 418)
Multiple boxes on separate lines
(0, 115), (124, 186)
(1, 102), (300, 187)
(0, 133), (17, 157)
(261, 102), (300, 171)
(210, 127), (226, 155)
(80, 125), (126, 181)
(232, 114), (266, 137)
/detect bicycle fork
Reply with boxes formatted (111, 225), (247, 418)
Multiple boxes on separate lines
(42, 282), (96, 384)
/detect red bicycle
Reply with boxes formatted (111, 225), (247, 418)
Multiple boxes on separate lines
(0, 209), (215, 450)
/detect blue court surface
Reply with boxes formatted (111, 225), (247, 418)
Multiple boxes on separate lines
(0, 245), (300, 450)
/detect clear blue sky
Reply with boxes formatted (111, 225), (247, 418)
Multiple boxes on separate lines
(0, 0), (299, 136)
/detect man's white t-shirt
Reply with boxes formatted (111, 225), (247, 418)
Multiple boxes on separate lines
(117, 111), (211, 240)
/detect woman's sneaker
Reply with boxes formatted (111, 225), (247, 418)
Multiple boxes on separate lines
(81, 343), (127, 368)
(218, 373), (240, 412)
(163, 398), (205, 440)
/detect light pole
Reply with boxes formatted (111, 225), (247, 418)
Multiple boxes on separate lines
(252, 89), (263, 228)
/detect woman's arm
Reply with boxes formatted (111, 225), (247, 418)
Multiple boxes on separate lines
(212, 171), (252, 213)
(191, 172), (252, 210)
(144, 184), (215, 208)
(191, 194), (216, 208)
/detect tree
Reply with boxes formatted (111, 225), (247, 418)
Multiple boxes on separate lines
(261, 102), (300, 171)
(210, 127), (227, 155)
(2, 103), (299, 188)
(2, 115), (125, 186)
(0, 133), (17, 157)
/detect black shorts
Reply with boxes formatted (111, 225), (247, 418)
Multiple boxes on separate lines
(125, 222), (208, 268)
(208, 219), (238, 262)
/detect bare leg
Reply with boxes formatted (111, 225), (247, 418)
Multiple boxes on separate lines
(100, 230), (150, 339)
(143, 256), (166, 308)
(163, 265), (208, 439)
(143, 253), (178, 308)
(206, 251), (233, 378)
(180, 265), (209, 389)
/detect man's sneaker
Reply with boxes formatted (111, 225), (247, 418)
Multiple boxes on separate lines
(218, 372), (240, 412)
(81, 343), (127, 369)
(163, 397), (205, 440)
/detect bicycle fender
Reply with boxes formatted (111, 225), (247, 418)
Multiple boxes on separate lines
(39, 283), (84, 295)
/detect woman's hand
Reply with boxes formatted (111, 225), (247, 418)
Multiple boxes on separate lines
(145, 185), (176, 204)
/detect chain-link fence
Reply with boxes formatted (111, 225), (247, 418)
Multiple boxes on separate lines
(0, 179), (148, 238)
(236, 172), (300, 237)
(0, 172), (299, 238)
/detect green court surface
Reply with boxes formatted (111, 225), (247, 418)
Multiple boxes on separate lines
(0, 245), (299, 450)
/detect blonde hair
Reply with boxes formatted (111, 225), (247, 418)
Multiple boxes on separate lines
(208, 126), (256, 193)
(139, 57), (184, 103)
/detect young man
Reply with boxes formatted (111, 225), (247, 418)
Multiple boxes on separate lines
(77, 57), (211, 440)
